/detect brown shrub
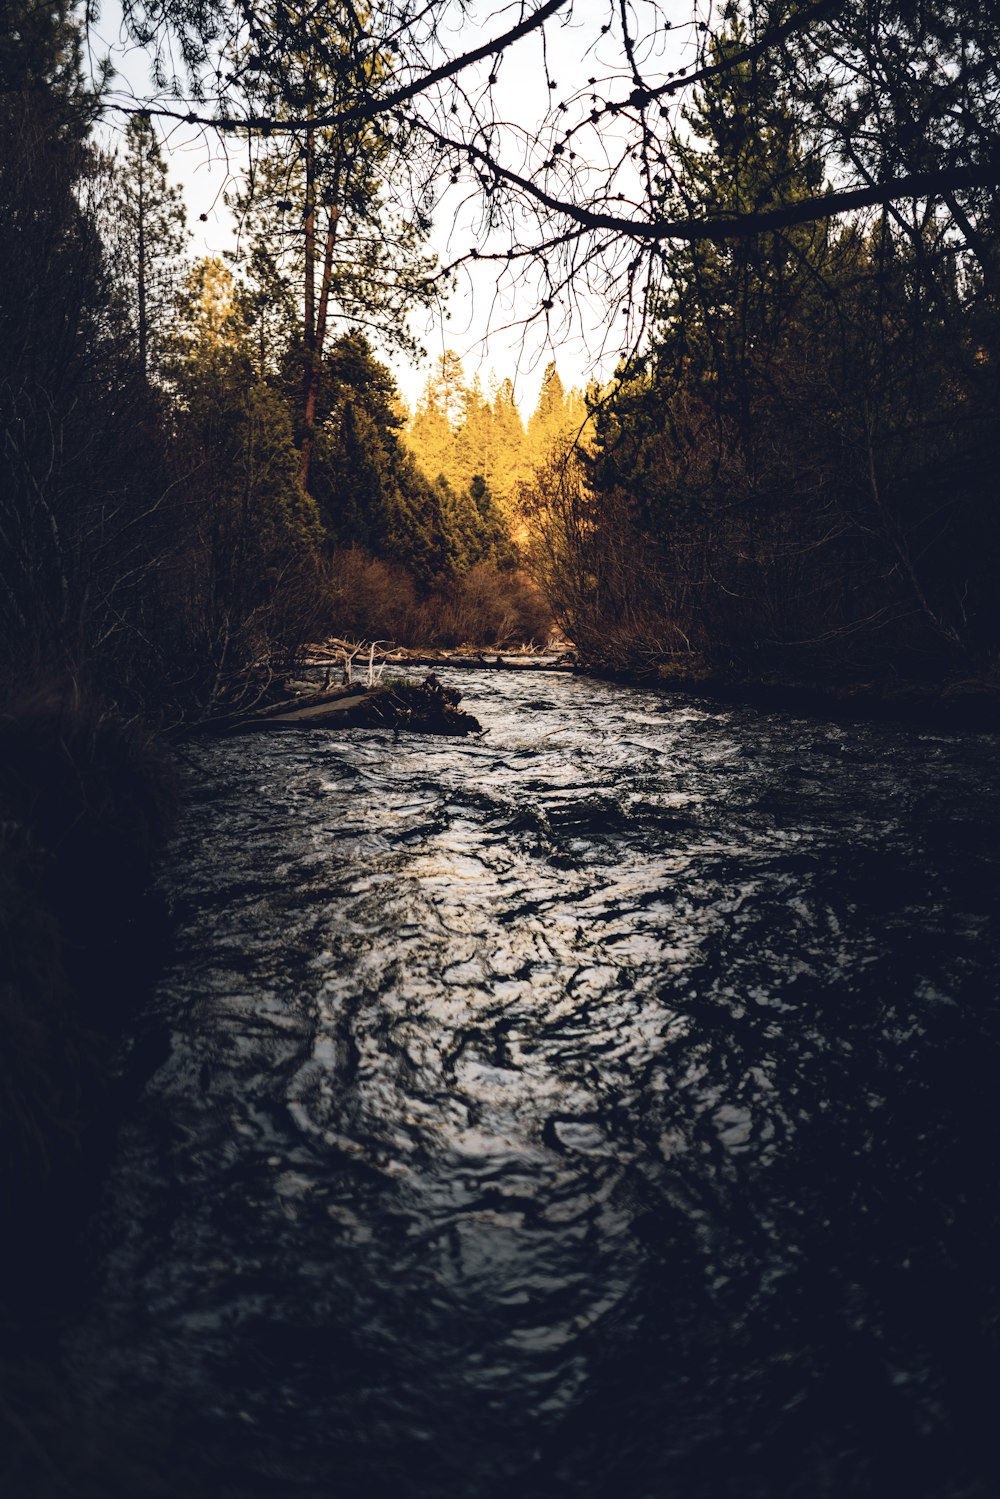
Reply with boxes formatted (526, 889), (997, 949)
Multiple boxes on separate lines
(324, 550), (421, 642)
(324, 550), (553, 648)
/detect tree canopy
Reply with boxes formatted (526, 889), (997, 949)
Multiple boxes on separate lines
(102, 0), (999, 355)
(527, 10), (1000, 675)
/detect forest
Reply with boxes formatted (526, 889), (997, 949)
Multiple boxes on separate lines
(541, 23), (1000, 686)
(2, 0), (998, 720)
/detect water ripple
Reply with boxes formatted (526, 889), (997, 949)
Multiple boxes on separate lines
(70, 672), (1000, 1499)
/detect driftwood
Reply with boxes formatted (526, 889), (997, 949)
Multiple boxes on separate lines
(246, 691), (372, 727)
(300, 648), (577, 674)
(201, 677), (481, 737)
(388, 653), (576, 673)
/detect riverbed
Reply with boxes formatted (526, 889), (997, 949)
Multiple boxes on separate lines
(70, 669), (1000, 1498)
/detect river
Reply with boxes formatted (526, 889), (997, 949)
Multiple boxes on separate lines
(70, 669), (1000, 1498)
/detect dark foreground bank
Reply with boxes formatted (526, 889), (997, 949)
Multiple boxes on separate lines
(0, 685), (178, 1491)
(0, 687), (176, 1248)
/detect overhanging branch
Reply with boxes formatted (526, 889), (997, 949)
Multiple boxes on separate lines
(125, 0), (570, 132)
(423, 127), (1000, 241)
(612, 0), (846, 111)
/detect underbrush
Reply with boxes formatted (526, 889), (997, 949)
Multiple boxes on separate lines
(325, 550), (553, 648)
(0, 678), (177, 1483)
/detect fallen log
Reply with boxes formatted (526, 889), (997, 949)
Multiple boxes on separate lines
(298, 651), (577, 673)
(385, 654), (576, 672)
(202, 677), (481, 737)
(246, 691), (371, 727)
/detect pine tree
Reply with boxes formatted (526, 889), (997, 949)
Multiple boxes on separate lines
(233, 241), (296, 379)
(654, 19), (826, 477)
(577, 15), (866, 663)
(527, 361), (569, 461)
(170, 255), (322, 638)
(226, 7), (438, 492)
(406, 351), (466, 489)
(429, 350), (467, 428)
(454, 373), (493, 492)
(408, 383), (456, 487)
(0, 0), (154, 663)
(580, 9), (999, 669)
(489, 377), (527, 501)
(112, 115), (188, 379)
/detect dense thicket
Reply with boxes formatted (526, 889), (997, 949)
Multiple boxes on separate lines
(530, 17), (1000, 683)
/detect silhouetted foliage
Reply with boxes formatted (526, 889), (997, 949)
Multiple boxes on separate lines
(532, 15), (1000, 681)
(0, 0), (177, 701)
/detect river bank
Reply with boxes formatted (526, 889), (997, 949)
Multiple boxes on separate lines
(0, 686), (176, 1241)
(593, 658), (1000, 732)
(0, 684), (179, 1492)
(302, 640), (1000, 732)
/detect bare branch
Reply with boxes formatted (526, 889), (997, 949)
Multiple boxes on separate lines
(420, 122), (1000, 242)
(122, 0), (571, 132)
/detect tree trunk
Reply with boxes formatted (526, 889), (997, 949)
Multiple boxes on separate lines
(137, 148), (147, 377)
(299, 201), (340, 493)
(299, 114), (316, 490)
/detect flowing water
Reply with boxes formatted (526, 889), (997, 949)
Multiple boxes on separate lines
(72, 671), (1000, 1498)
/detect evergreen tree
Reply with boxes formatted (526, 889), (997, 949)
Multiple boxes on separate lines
(233, 241), (297, 379)
(649, 19), (826, 484)
(579, 18), (867, 662)
(408, 372), (457, 489)
(0, 0), (168, 676)
(427, 349), (467, 427)
(454, 373), (493, 492)
(406, 350), (468, 490)
(170, 256), (323, 649)
(112, 114), (188, 379)
(314, 336), (515, 585)
(489, 376), (528, 500)
(578, 8), (1000, 670)
(225, 5), (438, 492)
(528, 361), (568, 454)
(310, 332), (456, 585)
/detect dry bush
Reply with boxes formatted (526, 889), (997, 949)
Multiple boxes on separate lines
(324, 550), (553, 648)
(416, 564), (553, 647)
(324, 550), (421, 641)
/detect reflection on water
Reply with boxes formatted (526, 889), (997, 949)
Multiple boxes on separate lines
(72, 672), (1000, 1497)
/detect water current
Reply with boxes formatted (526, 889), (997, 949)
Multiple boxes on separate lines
(71, 670), (1000, 1498)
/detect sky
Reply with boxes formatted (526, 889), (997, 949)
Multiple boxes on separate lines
(91, 0), (692, 413)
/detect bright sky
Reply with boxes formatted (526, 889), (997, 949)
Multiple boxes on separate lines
(92, 0), (692, 413)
